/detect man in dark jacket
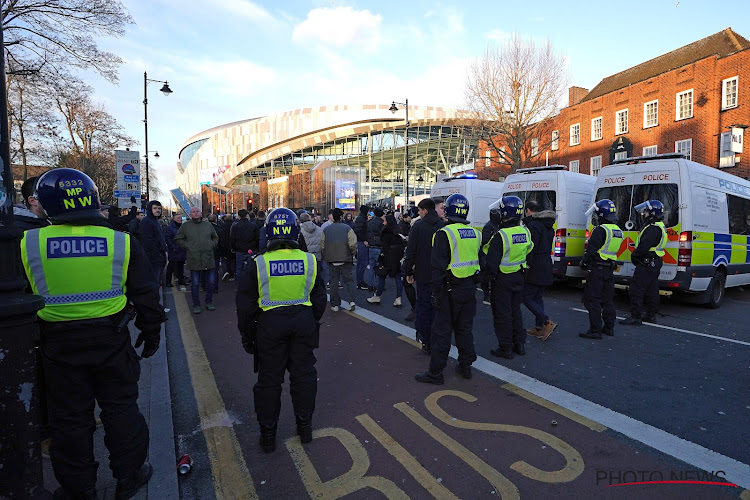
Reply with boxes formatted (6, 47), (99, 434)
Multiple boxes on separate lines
(164, 213), (187, 287)
(102, 201), (139, 231)
(353, 205), (370, 289)
(219, 214), (235, 281)
(139, 200), (168, 286)
(230, 209), (260, 274)
(522, 200), (557, 340)
(13, 176), (50, 231)
(402, 198), (445, 354)
(364, 207), (385, 289)
(480, 208), (502, 305)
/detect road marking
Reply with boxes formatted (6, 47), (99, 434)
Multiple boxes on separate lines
(173, 292), (258, 499)
(500, 384), (607, 432)
(348, 303), (750, 490)
(570, 307), (750, 347)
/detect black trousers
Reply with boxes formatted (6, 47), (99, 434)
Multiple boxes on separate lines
(415, 281), (435, 347)
(166, 260), (185, 284)
(402, 276), (417, 310)
(254, 306), (318, 425)
(583, 265), (616, 333)
(429, 281), (477, 374)
(491, 271), (526, 348)
(629, 260), (662, 319)
(41, 325), (148, 492)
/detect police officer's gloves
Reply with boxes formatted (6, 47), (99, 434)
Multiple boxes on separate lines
(579, 258), (591, 271)
(241, 332), (256, 355)
(135, 331), (160, 358)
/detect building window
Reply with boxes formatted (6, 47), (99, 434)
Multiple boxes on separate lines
(531, 137), (539, 156)
(676, 138), (692, 160)
(590, 156), (602, 176)
(676, 89), (693, 120)
(551, 130), (559, 151)
(591, 117), (602, 141)
(615, 109), (628, 134)
(570, 123), (580, 146)
(614, 151), (628, 161)
(485, 148), (491, 167)
(643, 145), (657, 156)
(569, 160), (579, 173)
(644, 100), (658, 128)
(722, 76), (738, 110)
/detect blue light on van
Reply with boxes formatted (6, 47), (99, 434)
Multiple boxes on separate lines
(448, 173), (478, 180)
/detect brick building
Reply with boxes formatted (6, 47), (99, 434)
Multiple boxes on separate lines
(480, 28), (750, 180)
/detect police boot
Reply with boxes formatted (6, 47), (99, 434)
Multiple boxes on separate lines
(490, 346), (514, 359)
(619, 316), (642, 326)
(579, 330), (602, 339)
(115, 462), (152, 500)
(415, 370), (444, 385)
(259, 422), (278, 453)
(513, 343), (526, 356)
(643, 314), (657, 323)
(455, 363), (472, 380)
(54, 487), (99, 500)
(296, 413), (313, 444)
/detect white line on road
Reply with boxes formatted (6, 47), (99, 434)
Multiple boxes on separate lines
(570, 307), (750, 347)
(344, 302), (750, 490)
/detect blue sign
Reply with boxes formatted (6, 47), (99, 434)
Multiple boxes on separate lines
(123, 174), (139, 183)
(47, 237), (108, 258)
(269, 260), (305, 276)
(114, 190), (140, 198)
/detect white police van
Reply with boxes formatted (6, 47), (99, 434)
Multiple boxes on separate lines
(592, 153), (750, 308)
(430, 174), (504, 229)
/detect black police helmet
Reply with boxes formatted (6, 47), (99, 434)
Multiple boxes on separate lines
(265, 207), (300, 241)
(498, 196), (524, 221)
(34, 168), (103, 222)
(444, 194), (470, 223)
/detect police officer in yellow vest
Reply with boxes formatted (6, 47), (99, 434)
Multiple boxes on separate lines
(415, 194), (481, 384)
(579, 199), (624, 339)
(20, 169), (165, 499)
(236, 207), (326, 453)
(620, 200), (668, 326)
(482, 196), (534, 359)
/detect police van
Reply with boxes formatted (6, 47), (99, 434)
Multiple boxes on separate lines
(430, 174), (504, 229)
(592, 153), (750, 308)
(498, 166), (597, 278)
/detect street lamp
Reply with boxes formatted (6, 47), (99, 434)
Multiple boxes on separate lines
(143, 71), (172, 199)
(389, 99), (410, 206)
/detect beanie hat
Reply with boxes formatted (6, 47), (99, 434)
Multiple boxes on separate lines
(299, 212), (311, 223)
(359, 205), (369, 215)
(373, 207), (384, 218)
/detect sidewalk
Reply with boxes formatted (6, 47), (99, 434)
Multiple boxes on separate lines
(42, 316), (179, 499)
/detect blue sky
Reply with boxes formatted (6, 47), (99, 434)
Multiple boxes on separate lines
(86, 0), (750, 196)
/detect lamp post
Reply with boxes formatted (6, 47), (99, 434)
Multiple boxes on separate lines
(389, 99), (410, 206)
(143, 72), (172, 200)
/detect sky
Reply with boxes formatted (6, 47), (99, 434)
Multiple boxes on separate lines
(84, 0), (750, 197)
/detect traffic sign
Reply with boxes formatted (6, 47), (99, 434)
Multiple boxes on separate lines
(116, 150), (141, 208)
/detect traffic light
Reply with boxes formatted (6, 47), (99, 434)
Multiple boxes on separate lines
(247, 198), (253, 210)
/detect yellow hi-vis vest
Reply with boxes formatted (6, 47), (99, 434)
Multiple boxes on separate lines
(20, 225), (130, 322)
(434, 224), (481, 278)
(255, 249), (317, 311)
(597, 224), (624, 261)
(636, 221), (667, 257)
(484, 226), (533, 274)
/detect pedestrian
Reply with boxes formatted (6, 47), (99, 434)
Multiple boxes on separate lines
(235, 208), (326, 453)
(219, 214), (236, 281)
(321, 207), (357, 311)
(399, 210), (417, 321)
(128, 212), (144, 241)
(344, 212), (355, 228)
(231, 209), (260, 275)
(299, 212), (328, 286)
(483, 196), (534, 359)
(364, 207), (385, 290)
(101, 200), (139, 232)
(402, 198), (444, 354)
(164, 213), (188, 288)
(480, 207), (502, 305)
(579, 200), (624, 339)
(353, 205), (370, 289)
(258, 210), (269, 251)
(620, 200), (668, 325)
(175, 206), (219, 314)
(208, 213), (223, 293)
(20, 168), (164, 499)
(522, 200), (558, 340)
(13, 176), (50, 231)
(367, 213), (405, 306)
(415, 194), (480, 384)
(139, 200), (168, 286)
(321, 209), (334, 230)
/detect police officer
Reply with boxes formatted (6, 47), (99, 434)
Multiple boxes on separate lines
(236, 208), (326, 453)
(483, 196), (534, 359)
(20, 169), (165, 499)
(579, 200), (624, 339)
(415, 194), (480, 384)
(620, 200), (668, 325)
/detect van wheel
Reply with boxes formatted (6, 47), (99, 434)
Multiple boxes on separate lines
(705, 272), (726, 309)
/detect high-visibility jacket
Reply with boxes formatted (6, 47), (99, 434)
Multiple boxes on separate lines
(20, 225), (130, 322)
(636, 221), (667, 257)
(255, 249), (317, 311)
(436, 224), (481, 278)
(484, 225), (533, 274)
(597, 224), (624, 261)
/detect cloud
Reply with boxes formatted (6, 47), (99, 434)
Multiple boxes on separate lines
(486, 29), (511, 42)
(210, 0), (277, 25)
(292, 7), (382, 52)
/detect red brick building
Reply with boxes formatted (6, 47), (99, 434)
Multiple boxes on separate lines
(480, 28), (750, 180)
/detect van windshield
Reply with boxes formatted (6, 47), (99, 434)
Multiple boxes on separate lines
(503, 190), (556, 212)
(595, 183), (679, 230)
(595, 186), (633, 230)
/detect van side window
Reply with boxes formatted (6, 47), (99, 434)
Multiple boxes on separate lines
(595, 186), (633, 230)
(727, 194), (750, 235)
(525, 190), (557, 212)
(633, 184), (679, 229)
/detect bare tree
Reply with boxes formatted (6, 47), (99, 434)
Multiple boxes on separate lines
(465, 32), (568, 173)
(2, 0), (134, 82)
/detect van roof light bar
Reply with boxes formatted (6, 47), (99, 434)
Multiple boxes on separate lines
(516, 165), (567, 173)
(612, 153), (687, 165)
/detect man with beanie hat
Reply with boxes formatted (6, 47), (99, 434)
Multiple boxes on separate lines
(353, 205), (370, 289)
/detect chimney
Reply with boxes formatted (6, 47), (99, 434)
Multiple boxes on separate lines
(569, 86), (589, 107)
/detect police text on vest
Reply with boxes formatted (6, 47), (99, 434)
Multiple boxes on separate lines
(47, 237), (109, 258)
(269, 260), (305, 276)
